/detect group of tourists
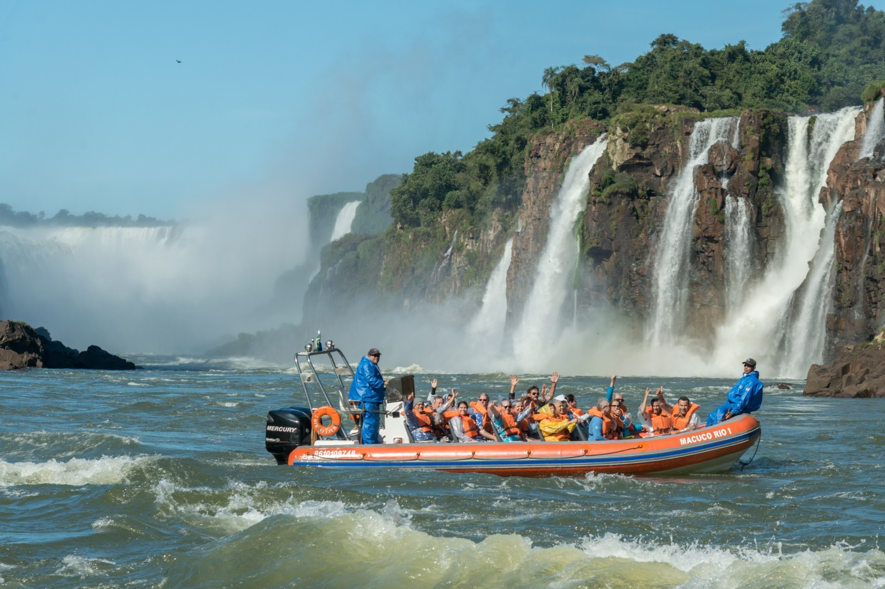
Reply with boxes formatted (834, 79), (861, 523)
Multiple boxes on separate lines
(347, 347), (764, 445)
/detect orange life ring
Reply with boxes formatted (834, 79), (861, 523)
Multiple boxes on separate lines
(312, 406), (341, 437)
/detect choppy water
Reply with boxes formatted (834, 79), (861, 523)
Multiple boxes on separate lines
(2, 361), (884, 588)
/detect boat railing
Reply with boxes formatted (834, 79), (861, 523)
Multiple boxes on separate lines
(294, 347), (359, 442)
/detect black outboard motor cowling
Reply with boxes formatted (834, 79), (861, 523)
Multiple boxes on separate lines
(266, 406), (312, 464)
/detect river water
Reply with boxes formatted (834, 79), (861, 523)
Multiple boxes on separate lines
(1, 360), (884, 588)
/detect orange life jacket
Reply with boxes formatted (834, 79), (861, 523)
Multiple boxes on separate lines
(587, 408), (623, 440)
(646, 406), (672, 434)
(571, 407), (585, 417)
(670, 403), (700, 431)
(412, 409), (433, 433)
(469, 402), (492, 432)
(499, 411), (522, 437)
(442, 409), (460, 424)
(461, 415), (480, 438)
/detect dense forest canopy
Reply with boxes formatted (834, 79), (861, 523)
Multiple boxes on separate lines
(391, 0), (885, 230)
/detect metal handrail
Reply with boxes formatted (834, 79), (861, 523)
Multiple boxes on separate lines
(293, 347), (358, 441)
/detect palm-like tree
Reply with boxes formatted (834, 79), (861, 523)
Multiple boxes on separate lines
(542, 66), (561, 113)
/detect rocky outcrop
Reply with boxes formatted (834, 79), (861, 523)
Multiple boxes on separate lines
(805, 336), (885, 397)
(577, 108), (787, 339)
(0, 321), (137, 370)
(823, 91), (885, 353)
(507, 120), (605, 324)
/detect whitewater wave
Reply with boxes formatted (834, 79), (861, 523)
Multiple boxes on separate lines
(159, 498), (885, 588)
(0, 455), (149, 486)
(0, 431), (141, 460)
(55, 555), (117, 578)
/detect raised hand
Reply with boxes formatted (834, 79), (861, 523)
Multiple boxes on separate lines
(550, 371), (560, 384)
(431, 378), (438, 389)
(610, 375), (617, 386)
(407, 391), (415, 403)
(510, 375), (519, 387)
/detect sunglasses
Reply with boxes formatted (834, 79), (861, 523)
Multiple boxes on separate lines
(502, 405), (511, 409)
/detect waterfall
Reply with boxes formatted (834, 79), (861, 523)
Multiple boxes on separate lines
(0, 222), (301, 352)
(724, 197), (752, 312)
(329, 201), (361, 242)
(780, 201), (843, 376)
(467, 237), (513, 347)
(711, 107), (858, 377)
(648, 117), (739, 345)
(512, 135), (608, 369)
(858, 97), (885, 161)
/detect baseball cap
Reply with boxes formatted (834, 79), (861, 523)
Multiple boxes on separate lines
(742, 358), (756, 367)
(368, 348), (382, 356)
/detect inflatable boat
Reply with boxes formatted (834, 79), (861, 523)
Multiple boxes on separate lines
(265, 347), (761, 477)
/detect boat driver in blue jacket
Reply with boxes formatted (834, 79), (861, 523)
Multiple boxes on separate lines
(706, 358), (764, 427)
(348, 347), (386, 444)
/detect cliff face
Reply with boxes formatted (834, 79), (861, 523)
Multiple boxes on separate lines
(574, 109), (787, 340)
(506, 120), (604, 325)
(824, 92), (885, 352)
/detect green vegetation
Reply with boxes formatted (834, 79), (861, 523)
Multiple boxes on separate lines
(390, 0), (885, 233)
(862, 80), (885, 103)
(0, 203), (169, 228)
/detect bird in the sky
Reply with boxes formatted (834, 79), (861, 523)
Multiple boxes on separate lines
(176, 60), (181, 63)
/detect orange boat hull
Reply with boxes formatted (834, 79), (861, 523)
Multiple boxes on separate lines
(287, 414), (761, 477)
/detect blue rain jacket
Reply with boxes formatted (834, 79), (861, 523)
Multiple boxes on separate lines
(726, 370), (764, 414)
(706, 370), (763, 426)
(347, 356), (385, 404)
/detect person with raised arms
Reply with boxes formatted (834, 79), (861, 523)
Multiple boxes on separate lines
(640, 387), (672, 436)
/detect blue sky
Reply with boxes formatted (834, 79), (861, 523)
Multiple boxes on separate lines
(2, 0), (882, 219)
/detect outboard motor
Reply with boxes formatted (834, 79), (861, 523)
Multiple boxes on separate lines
(265, 406), (312, 464)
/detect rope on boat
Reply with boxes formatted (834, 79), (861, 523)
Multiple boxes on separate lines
(738, 436), (761, 471)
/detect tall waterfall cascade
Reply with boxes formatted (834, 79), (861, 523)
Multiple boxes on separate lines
(512, 135), (608, 370)
(710, 107), (858, 377)
(329, 201), (361, 242)
(468, 237), (514, 349)
(648, 117), (740, 345)
(859, 97), (885, 161)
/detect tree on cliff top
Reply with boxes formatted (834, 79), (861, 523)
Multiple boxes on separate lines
(388, 0), (885, 231)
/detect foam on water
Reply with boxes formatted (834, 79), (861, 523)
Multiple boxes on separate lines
(161, 498), (885, 589)
(55, 555), (117, 578)
(0, 455), (148, 486)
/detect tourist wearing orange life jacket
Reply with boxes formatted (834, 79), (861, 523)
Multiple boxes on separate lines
(565, 394), (584, 417)
(584, 398), (623, 440)
(449, 401), (496, 443)
(403, 392), (438, 442)
(487, 400), (525, 441)
(668, 396), (701, 432)
(469, 395), (494, 434)
(640, 387), (672, 435)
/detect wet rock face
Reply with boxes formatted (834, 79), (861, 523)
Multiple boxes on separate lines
(506, 120), (604, 326)
(0, 321), (136, 371)
(805, 342), (885, 398)
(577, 109), (787, 341)
(825, 95), (885, 353)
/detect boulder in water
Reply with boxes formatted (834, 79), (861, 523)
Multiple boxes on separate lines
(0, 320), (137, 371)
(776, 382), (792, 390)
(804, 340), (885, 398)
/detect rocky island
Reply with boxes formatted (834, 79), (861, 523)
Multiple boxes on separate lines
(0, 321), (137, 371)
(804, 330), (885, 397)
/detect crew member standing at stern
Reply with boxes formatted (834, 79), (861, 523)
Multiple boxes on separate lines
(706, 358), (764, 426)
(348, 348), (387, 444)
